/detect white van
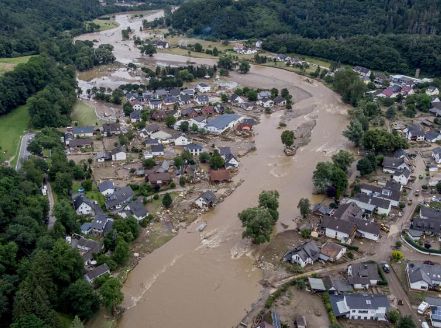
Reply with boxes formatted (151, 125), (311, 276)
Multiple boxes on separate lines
(418, 301), (429, 314)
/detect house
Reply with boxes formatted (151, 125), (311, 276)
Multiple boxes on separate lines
(73, 126), (94, 138)
(195, 95), (209, 105)
(274, 96), (287, 106)
(102, 123), (121, 137)
(181, 88), (195, 97)
(320, 242), (346, 262)
(122, 200), (148, 221)
(321, 216), (356, 244)
(179, 94), (193, 105)
(405, 124), (425, 141)
(359, 182), (401, 207)
(69, 236), (102, 264)
(152, 40), (169, 49)
(80, 222), (92, 235)
(240, 102), (255, 111)
(425, 130), (441, 143)
(224, 153), (239, 169)
(195, 191), (217, 209)
(420, 206), (441, 220)
(313, 204), (334, 217)
(407, 262), (441, 290)
(205, 114), (241, 134)
(148, 99), (163, 110)
(69, 139), (93, 149)
(382, 156), (410, 174)
(348, 193), (391, 216)
(411, 206), (441, 236)
(257, 90), (271, 100)
(150, 144), (165, 157)
(105, 186), (134, 210)
(257, 98), (274, 108)
(90, 214), (113, 236)
(427, 86), (440, 96)
(98, 180), (115, 196)
(201, 106), (215, 116)
(209, 169), (231, 183)
(196, 82), (211, 93)
(392, 168), (411, 186)
(111, 146), (126, 161)
(189, 116), (207, 130)
(351, 217), (381, 241)
(150, 110), (167, 121)
(347, 262), (380, 289)
(353, 66), (371, 77)
(330, 294), (389, 321)
(174, 135), (189, 146)
(185, 143), (203, 156)
(283, 240), (320, 268)
(433, 147), (441, 164)
(181, 108), (198, 118)
(147, 172), (172, 186)
(130, 111), (142, 122)
(143, 124), (160, 136)
(84, 263), (110, 283)
(95, 151), (111, 162)
(163, 95), (179, 107)
(73, 194), (100, 216)
(145, 138), (160, 147)
(230, 94), (246, 104)
(150, 130), (172, 143)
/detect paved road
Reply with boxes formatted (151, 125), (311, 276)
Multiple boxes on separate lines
(15, 132), (35, 171)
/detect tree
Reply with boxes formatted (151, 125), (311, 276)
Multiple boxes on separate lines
(343, 119), (364, 147)
(10, 314), (50, 328)
(362, 129), (407, 153)
(331, 150), (354, 172)
(386, 309), (400, 324)
(99, 277), (123, 313)
(165, 115), (176, 128)
(386, 106), (396, 119)
(199, 152), (210, 163)
(313, 162), (348, 199)
(356, 157), (375, 176)
(62, 279), (99, 320)
(397, 316), (416, 328)
(162, 193), (173, 208)
(258, 190), (279, 221)
(70, 316), (84, 328)
(143, 158), (156, 169)
(194, 43), (203, 52)
(112, 238), (130, 266)
(297, 198), (311, 218)
(218, 56), (234, 70)
(209, 151), (225, 169)
(140, 43), (156, 57)
(238, 61), (250, 74)
(180, 121), (189, 132)
(54, 200), (79, 234)
(238, 207), (275, 244)
(391, 250), (404, 262)
(123, 102), (133, 116)
(281, 130), (295, 148)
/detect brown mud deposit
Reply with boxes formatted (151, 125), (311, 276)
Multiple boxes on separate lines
(77, 11), (351, 328)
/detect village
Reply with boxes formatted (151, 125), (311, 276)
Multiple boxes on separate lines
(58, 11), (441, 328)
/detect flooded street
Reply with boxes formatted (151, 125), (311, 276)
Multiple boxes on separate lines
(78, 12), (350, 328)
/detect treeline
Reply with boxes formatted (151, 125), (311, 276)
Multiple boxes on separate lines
(170, 0), (441, 75)
(263, 34), (441, 76)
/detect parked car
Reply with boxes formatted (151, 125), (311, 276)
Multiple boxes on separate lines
(380, 223), (390, 233)
(382, 263), (390, 273)
(424, 260), (434, 265)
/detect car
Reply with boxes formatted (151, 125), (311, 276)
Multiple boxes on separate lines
(382, 263), (390, 273)
(380, 223), (390, 233)
(424, 260), (434, 265)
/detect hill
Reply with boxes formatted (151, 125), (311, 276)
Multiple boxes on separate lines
(170, 0), (441, 75)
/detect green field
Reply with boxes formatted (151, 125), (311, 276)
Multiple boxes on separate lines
(88, 18), (119, 32)
(0, 56), (33, 75)
(72, 100), (99, 126)
(0, 105), (30, 165)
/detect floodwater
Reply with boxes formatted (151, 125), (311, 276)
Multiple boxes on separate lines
(79, 11), (350, 328)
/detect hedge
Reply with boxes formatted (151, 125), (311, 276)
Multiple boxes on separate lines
(403, 233), (441, 255)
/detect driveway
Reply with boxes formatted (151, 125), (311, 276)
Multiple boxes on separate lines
(15, 132), (35, 171)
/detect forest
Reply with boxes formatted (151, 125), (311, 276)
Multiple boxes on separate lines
(170, 0), (441, 75)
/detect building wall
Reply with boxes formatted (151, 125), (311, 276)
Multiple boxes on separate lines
(358, 230), (380, 241)
(76, 203), (93, 215)
(325, 228), (351, 243)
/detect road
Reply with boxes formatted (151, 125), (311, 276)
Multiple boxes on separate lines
(46, 181), (56, 230)
(15, 132), (35, 171)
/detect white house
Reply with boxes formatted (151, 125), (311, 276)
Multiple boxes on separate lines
(433, 147), (441, 164)
(185, 143), (203, 156)
(330, 294), (389, 321)
(111, 147), (127, 161)
(382, 157), (410, 174)
(348, 194), (391, 216)
(73, 195), (97, 216)
(283, 241), (320, 268)
(150, 130), (172, 144)
(347, 262), (380, 289)
(427, 86), (440, 97)
(405, 124), (425, 141)
(196, 83), (211, 93)
(407, 262), (441, 291)
(393, 168), (411, 186)
(133, 103), (143, 111)
(98, 181), (115, 196)
(257, 98), (274, 108)
(73, 126), (94, 138)
(174, 135), (190, 146)
(205, 114), (241, 134)
(194, 191), (217, 209)
(321, 217), (356, 244)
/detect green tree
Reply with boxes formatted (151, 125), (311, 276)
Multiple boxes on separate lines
(238, 207), (275, 244)
(99, 277), (123, 313)
(218, 56), (234, 70)
(70, 316), (85, 328)
(209, 151), (225, 169)
(143, 158), (156, 169)
(397, 316), (416, 328)
(313, 162), (348, 199)
(436, 181), (441, 194)
(140, 43), (156, 57)
(54, 200), (79, 234)
(386, 106), (396, 119)
(123, 102), (133, 116)
(281, 130), (295, 148)
(343, 119), (364, 147)
(238, 61), (250, 74)
(212, 47), (219, 56)
(10, 314), (50, 328)
(199, 152), (210, 163)
(387, 309), (400, 324)
(62, 279), (99, 320)
(356, 157), (376, 176)
(165, 115), (176, 128)
(194, 43), (203, 52)
(331, 150), (354, 172)
(180, 121), (189, 132)
(297, 198), (311, 218)
(112, 238), (130, 266)
(362, 129), (407, 154)
(162, 193), (173, 208)
(391, 250), (404, 262)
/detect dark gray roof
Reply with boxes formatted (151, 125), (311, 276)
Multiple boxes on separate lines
(382, 156), (406, 170)
(151, 144), (164, 152)
(425, 130), (440, 140)
(348, 262), (380, 285)
(73, 194), (96, 211)
(420, 206), (441, 220)
(331, 294), (389, 316)
(73, 126), (94, 134)
(103, 123), (120, 134)
(313, 204), (333, 216)
(332, 203), (363, 221)
(411, 218), (441, 234)
(351, 217), (380, 235)
(359, 183), (401, 203)
(126, 200), (148, 218)
(393, 167), (411, 178)
(273, 96), (286, 104)
(130, 111), (141, 119)
(110, 146), (126, 155)
(321, 216), (356, 235)
(196, 95), (209, 102)
(433, 147), (441, 156)
(407, 123), (424, 136)
(284, 240), (320, 262)
(69, 139), (93, 147)
(185, 143), (203, 151)
(145, 138), (159, 145)
(98, 180), (114, 193)
(217, 146), (232, 157)
(426, 297), (441, 307)
(206, 114), (241, 130)
(407, 262), (441, 285)
(105, 186), (134, 209)
(91, 215), (111, 232)
(84, 263), (110, 282)
(199, 191), (216, 203)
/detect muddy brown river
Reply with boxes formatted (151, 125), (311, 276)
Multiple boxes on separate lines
(78, 11), (350, 328)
